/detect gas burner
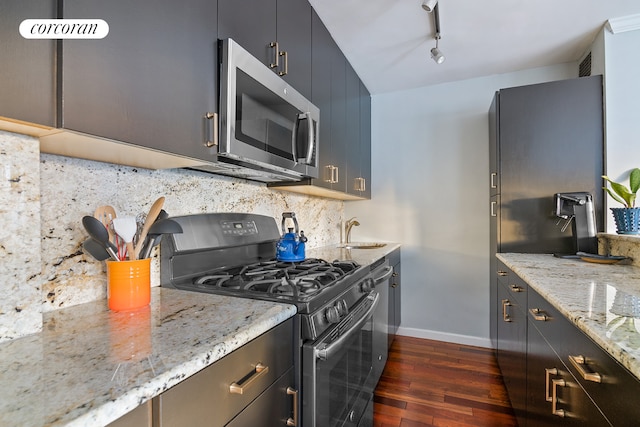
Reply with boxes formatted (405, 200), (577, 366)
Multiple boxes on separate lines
(190, 258), (359, 300)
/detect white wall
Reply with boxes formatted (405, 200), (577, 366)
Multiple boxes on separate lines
(345, 64), (576, 347)
(602, 28), (640, 231)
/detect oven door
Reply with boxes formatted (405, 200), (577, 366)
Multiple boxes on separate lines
(219, 38), (320, 180)
(302, 291), (379, 427)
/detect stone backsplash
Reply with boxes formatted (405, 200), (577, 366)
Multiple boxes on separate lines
(0, 130), (342, 342)
(599, 233), (640, 266)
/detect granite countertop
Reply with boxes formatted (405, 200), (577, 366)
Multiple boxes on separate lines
(0, 288), (296, 427)
(307, 242), (401, 268)
(497, 253), (640, 381)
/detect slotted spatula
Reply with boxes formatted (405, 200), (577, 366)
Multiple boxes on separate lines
(112, 216), (138, 260)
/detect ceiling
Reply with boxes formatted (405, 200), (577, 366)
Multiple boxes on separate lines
(308, 0), (640, 94)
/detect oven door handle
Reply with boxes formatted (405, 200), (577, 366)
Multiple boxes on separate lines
(372, 265), (393, 285)
(314, 292), (380, 361)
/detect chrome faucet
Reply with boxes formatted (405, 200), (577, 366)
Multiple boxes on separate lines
(344, 217), (360, 243)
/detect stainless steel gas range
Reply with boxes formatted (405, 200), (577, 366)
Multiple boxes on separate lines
(160, 213), (391, 427)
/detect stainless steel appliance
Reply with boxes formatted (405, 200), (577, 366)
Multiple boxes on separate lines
(160, 212), (385, 427)
(197, 39), (320, 183)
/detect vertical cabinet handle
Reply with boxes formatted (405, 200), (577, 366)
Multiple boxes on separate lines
(545, 367), (558, 402)
(568, 355), (602, 383)
(286, 387), (298, 426)
(490, 172), (497, 189)
(278, 51), (288, 76)
(491, 201), (497, 217)
(269, 41), (279, 69)
(551, 379), (567, 417)
(502, 299), (512, 322)
(204, 112), (218, 147)
(333, 166), (339, 184)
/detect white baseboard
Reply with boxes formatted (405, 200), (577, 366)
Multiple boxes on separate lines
(396, 326), (493, 349)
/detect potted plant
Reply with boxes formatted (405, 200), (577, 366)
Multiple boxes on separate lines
(603, 167), (640, 234)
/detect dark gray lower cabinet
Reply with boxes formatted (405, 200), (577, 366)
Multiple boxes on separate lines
(153, 320), (295, 427)
(495, 262), (640, 426)
(388, 248), (401, 347)
(496, 280), (527, 426)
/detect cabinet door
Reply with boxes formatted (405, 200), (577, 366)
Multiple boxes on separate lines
(358, 81), (372, 199)
(62, 0), (218, 161)
(276, 0), (312, 99)
(329, 39), (347, 192)
(218, 0), (277, 67)
(527, 322), (611, 426)
(497, 282), (527, 425)
(310, 10), (333, 190)
(0, 0), (56, 126)
(488, 92), (499, 197)
(345, 62), (361, 196)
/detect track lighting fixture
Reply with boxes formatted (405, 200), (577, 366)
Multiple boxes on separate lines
(425, 3), (445, 64)
(421, 0), (437, 13)
(430, 34), (445, 64)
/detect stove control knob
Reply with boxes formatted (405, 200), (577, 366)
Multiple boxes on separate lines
(335, 299), (348, 316)
(360, 278), (374, 293)
(325, 306), (341, 324)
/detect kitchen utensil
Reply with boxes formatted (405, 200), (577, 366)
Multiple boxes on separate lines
(82, 238), (116, 261)
(94, 205), (117, 244)
(276, 212), (307, 262)
(139, 218), (183, 259)
(133, 196), (165, 260)
(112, 217), (138, 260)
(82, 215), (120, 261)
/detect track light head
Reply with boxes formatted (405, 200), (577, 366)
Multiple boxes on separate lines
(422, 0), (437, 13)
(430, 47), (445, 64)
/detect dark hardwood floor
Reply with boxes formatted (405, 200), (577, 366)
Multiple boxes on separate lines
(373, 336), (518, 427)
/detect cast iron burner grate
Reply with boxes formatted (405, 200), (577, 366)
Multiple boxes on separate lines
(192, 258), (359, 298)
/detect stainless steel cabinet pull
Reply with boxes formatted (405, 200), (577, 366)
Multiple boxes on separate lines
(278, 50), (288, 76)
(502, 299), (512, 322)
(269, 41), (279, 69)
(551, 378), (566, 417)
(569, 355), (602, 383)
(510, 284), (524, 293)
(545, 367), (558, 402)
(229, 362), (269, 394)
(529, 308), (549, 321)
(286, 387), (298, 426)
(333, 166), (339, 184)
(497, 270), (508, 277)
(490, 172), (497, 189)
(204, 112), (218, 147)
(490, 201), (497, 217)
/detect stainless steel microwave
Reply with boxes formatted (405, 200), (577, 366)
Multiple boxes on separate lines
(207, 38), (319, 183)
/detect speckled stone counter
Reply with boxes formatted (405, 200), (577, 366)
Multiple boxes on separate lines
(497, 253), (640, 381)
(0, 287), (296, 427)
(307, 242), (401, 268)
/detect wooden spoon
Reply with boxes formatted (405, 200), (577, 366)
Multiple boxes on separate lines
(133, 196), (165, 259)
(94, 205), (117, 244)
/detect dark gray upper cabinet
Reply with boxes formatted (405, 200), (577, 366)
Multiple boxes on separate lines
(345, 62), (361, 196)
(61, 0), (218, 161)
(0, 0), (56, 126)
(357, 79), (372, 199)
(217, 0), (312, 99)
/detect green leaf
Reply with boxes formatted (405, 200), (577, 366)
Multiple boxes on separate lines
(630, 168), (640, 194)
(604, 187), (628, 207)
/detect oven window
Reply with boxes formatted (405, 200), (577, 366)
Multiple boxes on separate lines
(314, 317), (373, 426)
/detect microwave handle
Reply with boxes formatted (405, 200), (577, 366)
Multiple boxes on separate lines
(292, 112), (314, 165)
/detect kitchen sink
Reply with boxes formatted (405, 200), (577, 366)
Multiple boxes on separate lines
(337, 242), (387, 250)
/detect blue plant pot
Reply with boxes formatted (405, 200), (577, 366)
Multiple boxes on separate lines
(611, 207), (640, 235)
